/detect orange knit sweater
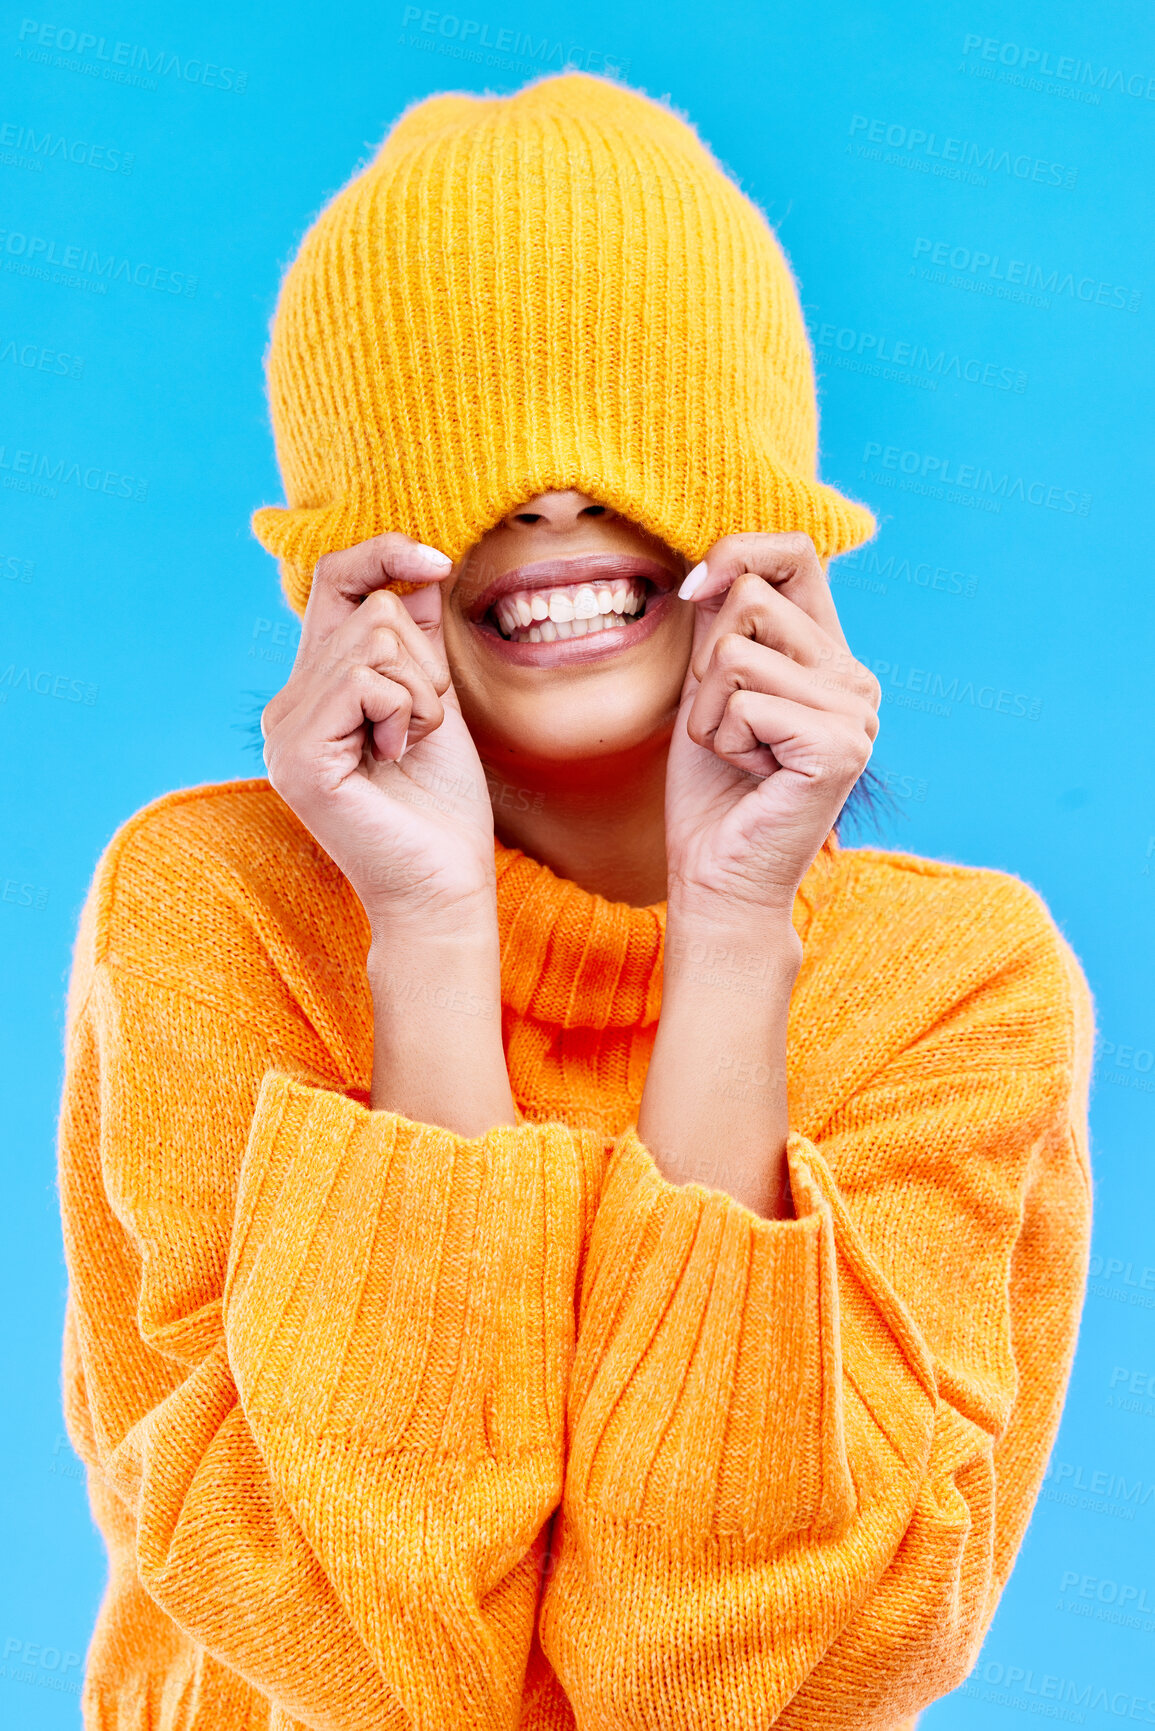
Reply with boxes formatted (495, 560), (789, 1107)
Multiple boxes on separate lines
(56, 777), (1093, 1731)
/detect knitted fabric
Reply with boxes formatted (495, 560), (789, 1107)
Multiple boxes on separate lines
(57, 779), (1092, 1729)
(250, 71), (876, 618)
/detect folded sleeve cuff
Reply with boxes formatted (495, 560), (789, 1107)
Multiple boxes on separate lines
(564, 1128), (859, 1540)
(224, 1072), (597, 1458)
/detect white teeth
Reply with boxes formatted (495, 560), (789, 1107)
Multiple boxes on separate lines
(489, 576), (651, 641)
(503, 607), (633, 643)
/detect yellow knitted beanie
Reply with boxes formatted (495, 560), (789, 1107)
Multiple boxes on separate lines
(252, 71), (875, 617)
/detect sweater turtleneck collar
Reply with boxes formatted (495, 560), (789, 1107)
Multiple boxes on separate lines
(492, 829), (843, 1033)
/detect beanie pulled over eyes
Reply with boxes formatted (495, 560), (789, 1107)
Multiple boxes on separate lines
(252, 71), (875, 617)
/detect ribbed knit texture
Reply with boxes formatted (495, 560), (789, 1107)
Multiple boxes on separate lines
(57, 779), (1093, 1730)
(250, 72), (876, 617)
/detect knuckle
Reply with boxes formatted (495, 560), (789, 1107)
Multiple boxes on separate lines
(368, 623), (405, 667)
(777, 529), (816, 558)
(342, 660), (379, 693)
(362, 586), (402, 620)
(262, 742), (293, 793)
(313, 549), (344, 586)
(813, 728), (865, 779)
(689, 641), (713, 682)
(841, 731), (873, 773)
(713, 630), (752, 672)
(856, 661), (881, 699)
(685, 708), (713, 748)
(731, 571), (768, 602)
(369, 530), (412, 558)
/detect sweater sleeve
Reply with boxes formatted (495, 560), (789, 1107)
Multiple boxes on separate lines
(537, 903), (1093, 1729)
(59, 922), (603, 1731)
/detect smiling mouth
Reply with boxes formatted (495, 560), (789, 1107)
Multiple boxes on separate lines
(482, 576), (653, 643)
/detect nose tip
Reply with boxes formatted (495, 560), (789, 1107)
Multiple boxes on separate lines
(502, 490), (615, 532)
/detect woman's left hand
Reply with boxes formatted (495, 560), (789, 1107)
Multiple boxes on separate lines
(664, 531), (881, 925)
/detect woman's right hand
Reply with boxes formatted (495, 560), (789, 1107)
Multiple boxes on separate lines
(261, 534), (497, 937)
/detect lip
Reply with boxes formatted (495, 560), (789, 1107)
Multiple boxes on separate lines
(463, 552), (679, 623)
(461, 552), (682, 669)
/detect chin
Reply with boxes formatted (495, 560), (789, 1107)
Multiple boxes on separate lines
(462, 672), (683, 776)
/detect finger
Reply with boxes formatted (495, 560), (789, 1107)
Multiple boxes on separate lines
(689, 575), (869, 689)
(689, 632), (881, 746)
(358, 632), (445, 752)
(680, 531), (849, 648)
(265, 662), (418, 796)
(692, 688), (874, 784)
(302, 627), (448, 757)
(324, 589), (451, 699)
(302, 533), (454, 643)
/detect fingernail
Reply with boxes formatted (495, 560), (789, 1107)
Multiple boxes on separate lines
(679, 561), (708, 600)
(398, 728), (410, 759)
(414, 543), (453, 572)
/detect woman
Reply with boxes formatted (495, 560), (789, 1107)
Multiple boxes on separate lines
(57, 72), (1092, 1730)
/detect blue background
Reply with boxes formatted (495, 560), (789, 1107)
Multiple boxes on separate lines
(2, 0), (1153, 1722)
